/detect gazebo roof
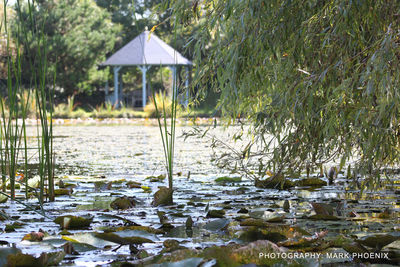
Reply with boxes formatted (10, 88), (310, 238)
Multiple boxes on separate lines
(102, 29), (192, 66)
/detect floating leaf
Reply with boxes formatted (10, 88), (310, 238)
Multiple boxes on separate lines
(204, 218), (230, 231)
(54, 215), (93, 229)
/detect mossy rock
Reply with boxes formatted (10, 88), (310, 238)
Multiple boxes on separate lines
(185, 216), (193, 230)
(110, 196), (136, 210)
(296, 177), (327, 187)
(54, 215), (93, 229)
(207, 210), (226, 218)
(255, 174), (295, 189)
(152, 187), (173, 206)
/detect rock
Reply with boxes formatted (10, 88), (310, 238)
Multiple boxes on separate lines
(207, 210), (225, 218)
(110, 196), (136, 210)
(54, 215), (93, 229)
(163, 239), (184, 252)
(6, 253), (41, 267)
(240, 218), (269, 227)
(152, 187), (173, 206)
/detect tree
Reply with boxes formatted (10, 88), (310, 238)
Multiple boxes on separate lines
(13, 0), (120, 95)
(0, 2), (16, 80)
(169, 0), (400, 182)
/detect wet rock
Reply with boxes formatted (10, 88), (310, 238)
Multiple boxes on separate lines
(206, 210), (225, 218)
(105, 225), (164, 234)
(239, 228), (287, 243)
(152, 187), (173, 206)
(54, 215), (93, 229)
(110, 196), (136, 210)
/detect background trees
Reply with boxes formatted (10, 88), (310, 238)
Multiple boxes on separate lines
(13, 0), (120, 96)
(168, 0), (400, 179)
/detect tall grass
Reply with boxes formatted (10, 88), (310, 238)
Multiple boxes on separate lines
(0, 0), (55, 204)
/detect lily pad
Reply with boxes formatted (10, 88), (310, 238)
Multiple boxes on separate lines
(110, 196), (136, 210)
(356, 234), (399, 250)
(150, 257), (204, 267)
(152, 187), (173, 206)
(95, 230), (158, 245)
(215, 176), (242, 184)
(204, 218), (230, 231)
(296, 178), (327, 187)
(54, 215), (93, 229)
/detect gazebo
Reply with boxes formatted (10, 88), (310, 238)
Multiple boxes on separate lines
(101, 28), (192, 108)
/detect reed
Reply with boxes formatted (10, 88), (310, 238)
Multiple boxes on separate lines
(0, 0), (55, 204)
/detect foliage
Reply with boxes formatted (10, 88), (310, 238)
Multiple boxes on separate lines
(144, 91), (181, 118)
(169, 0), (400, 180)
(12, 0), (120, 95)
(0, 2), (16, 80)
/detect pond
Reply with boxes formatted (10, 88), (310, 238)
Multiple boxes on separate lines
(0, 122), (399, 266)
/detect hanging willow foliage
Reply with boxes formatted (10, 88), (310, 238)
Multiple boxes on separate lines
(167, 0), (400, 179)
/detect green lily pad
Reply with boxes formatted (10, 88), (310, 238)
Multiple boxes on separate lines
(215, 176), (242, 184)
(150, 257), (204, 267)
(95, 230), (158, 245)
(356, 234), (399, 250)
(54, 215), (93, 229)
(204, 218), (230, 231)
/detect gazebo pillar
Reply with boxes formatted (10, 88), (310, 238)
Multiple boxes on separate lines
(139, 65), (150, 107)
(185, 66), (189, 107)
(170, 66), (177, 99)
(113, 66), (121, 107)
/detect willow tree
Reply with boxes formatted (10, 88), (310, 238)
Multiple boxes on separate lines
(168, 0), (400, 182)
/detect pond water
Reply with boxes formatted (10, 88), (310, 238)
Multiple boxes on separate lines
(0, 123), (399, 266)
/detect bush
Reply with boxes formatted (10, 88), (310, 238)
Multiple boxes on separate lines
(144, 92), (181, 118)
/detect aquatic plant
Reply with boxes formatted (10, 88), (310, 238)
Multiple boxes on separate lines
(0, 0), (55, 203)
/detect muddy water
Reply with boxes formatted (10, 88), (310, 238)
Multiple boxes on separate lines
(0, 124), (399, 266)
